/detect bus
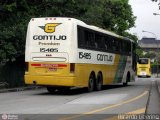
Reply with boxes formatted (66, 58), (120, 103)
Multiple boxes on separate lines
(137, 58), (151, 77)
(24, 17), (136, 93)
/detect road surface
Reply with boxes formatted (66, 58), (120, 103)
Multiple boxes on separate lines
(0, 78), (160, 120)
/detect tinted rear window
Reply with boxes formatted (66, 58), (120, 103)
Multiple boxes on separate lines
(138, 59), (148, 64)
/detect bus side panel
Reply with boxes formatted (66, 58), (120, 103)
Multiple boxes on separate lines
(113, 55), (128, 83)
(75, 54), (121, 87)
(121, 56), (134, 83)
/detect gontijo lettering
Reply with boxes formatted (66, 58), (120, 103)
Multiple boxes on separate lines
(97, 54), (113, 62)
(33, 35), (67, 40)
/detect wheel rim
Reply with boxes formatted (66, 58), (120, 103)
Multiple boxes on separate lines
(96, 75), (102, 90)
(88, 78), (94, 92)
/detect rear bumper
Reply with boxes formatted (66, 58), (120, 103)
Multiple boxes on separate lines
(137, 72), (151, 77)
(24, 75), (76, 87)
(137, 75), (151, 78)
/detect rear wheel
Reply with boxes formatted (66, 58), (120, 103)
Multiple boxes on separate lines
(123, 73), (130, 86)
(95, 73), (103, 91)
(88, 74), (95, 92)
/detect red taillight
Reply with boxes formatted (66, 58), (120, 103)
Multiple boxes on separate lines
(70, 63), (75, 73)
(25, 62), (29, 71)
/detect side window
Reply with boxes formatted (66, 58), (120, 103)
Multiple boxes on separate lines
(105, 35), (112, 51)
(95, 33), (105, 49)
(123, 41), (131, 55)
(115, 39), (122, 53)
(84, 30), (95, 49)
(109, 37), (122, 53)
(119, 40), (122, 53)
(84, 30), (90, 47)
(112, 38), (116, 52)
(99, 36), (105, 49)
(78, 26), (85, 48)
(78, 25), (131, 55)
(127, 41), (131, 55)
(95, 34), (100, 48)
(115, 39), (119, 52)
(78, 26), (95, 49)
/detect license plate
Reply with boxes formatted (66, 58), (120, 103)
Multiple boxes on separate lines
(140, 72), (146, 75)
(48, 68), (57, 72)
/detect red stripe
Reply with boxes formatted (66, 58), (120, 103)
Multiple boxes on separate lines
(31, 64), (41, 66)
(58, 64), (67, 67)
(31, 64), (67, 67)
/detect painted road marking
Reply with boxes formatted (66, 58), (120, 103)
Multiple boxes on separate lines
(127, 107), (146, 114)
(59, 91), (148, 120)
(67, 94), (128, 104)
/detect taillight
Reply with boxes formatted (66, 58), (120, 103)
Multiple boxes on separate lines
(25, 62), (29, 71)
(70, 63), (75, 73)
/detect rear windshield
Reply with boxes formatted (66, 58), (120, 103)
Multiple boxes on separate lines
(138, 59), (148, 64)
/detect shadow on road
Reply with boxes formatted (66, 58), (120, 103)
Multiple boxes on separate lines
(34, 84), (132, 96)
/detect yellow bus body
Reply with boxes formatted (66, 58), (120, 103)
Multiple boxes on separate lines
(25, 55), (122, 87)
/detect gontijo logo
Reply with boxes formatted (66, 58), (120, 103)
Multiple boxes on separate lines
(39, 23), (61, 33)
(33, 23), (67, 41)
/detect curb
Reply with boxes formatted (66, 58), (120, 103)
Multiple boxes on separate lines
(0, 86), (43, 93)
(155, 80), (160, 97)
(157, 80), (160, 95)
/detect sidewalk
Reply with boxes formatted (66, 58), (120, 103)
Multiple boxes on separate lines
(0, 86), (42, 93)
(151, 74), (160, 96)
(156, 79), (160, 96)
(152, 73), (160, 78)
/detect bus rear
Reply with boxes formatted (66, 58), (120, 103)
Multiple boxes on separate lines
(24, 17), (77, 88)
(137, 58), (151, 77)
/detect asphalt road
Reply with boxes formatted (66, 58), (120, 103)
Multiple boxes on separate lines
(0, 78), (160, 120)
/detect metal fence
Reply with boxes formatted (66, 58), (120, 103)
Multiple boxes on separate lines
(151, 64), (160, 74)
(0, 57), (25, 89)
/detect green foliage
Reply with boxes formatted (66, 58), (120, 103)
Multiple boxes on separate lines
(151, 0), (160, 10)
(0, 0), (136, 65)
(103, 0), (136, 35)
(143, 52), (156, 59)
(136, 48), (144, 58)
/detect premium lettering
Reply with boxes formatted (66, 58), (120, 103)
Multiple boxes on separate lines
(38, 42), (60, 46)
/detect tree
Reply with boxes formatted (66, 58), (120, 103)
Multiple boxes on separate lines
(102, 0), (136, 35)
(143, 52), (156, 59)
(151, 0), (160, 9)
(0, 0), (136, 65)
(136, 48), (144, 58)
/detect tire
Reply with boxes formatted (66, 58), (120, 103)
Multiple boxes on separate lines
(88, 74), (95, 92)
(123, 73), (130, 86)
(46, 86), (56, 93)
(123, 82), (128, 86)
(95, 73), (103, 91)
(147, 76), (151, 78)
